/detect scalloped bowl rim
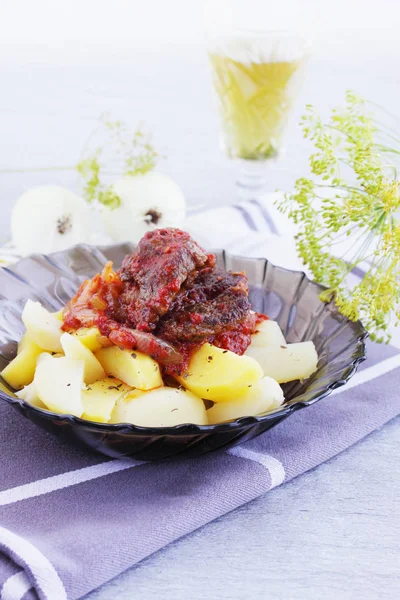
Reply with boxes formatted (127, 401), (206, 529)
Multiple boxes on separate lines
(0, 246), (368, 436)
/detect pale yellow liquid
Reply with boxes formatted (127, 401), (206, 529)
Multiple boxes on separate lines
(209, 53), (305, 160)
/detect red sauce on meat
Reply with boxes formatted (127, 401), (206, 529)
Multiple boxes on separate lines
(62, 228), (268, 375)
(255, 313), (269, 326)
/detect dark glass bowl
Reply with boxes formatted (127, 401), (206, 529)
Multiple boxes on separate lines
(0, 244), (367, 461)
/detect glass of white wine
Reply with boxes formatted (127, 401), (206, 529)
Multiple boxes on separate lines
(205, 0), (313, 209)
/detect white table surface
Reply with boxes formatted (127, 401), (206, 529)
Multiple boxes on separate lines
(1, 6), (400, 597)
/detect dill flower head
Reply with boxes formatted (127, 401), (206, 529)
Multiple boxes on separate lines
(277, 91), (400, 342)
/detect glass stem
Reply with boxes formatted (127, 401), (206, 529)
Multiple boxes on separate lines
(235, 160), (279, 234)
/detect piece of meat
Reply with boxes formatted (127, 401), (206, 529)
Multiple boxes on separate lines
(156, 269), (255, 348)
(96, 316), (182, 365)
(62, 261), (182, 367)
(212, 311), (258, 355)
(118, 228), (216, 332)
(62, 228), (261, 373)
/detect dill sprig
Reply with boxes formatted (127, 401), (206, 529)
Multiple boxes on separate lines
(277, 91), (400, 342)
(77, 117), (159, 209)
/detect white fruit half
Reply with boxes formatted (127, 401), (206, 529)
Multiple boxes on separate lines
(11, 185), (92, 255)
(101, 173), (186, 243)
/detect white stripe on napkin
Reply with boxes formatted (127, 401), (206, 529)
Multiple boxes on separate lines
(0, 526), (67, 600)
(227, 447), (286, 487)
(1, 571), (32, 600)
(330, 354), (400, 396)
(0, 458), (144, 507)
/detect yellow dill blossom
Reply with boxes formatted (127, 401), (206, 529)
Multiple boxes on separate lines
(277, 91), (400, 342)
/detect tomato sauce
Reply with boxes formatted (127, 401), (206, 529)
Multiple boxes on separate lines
(61, 229), (267, 375)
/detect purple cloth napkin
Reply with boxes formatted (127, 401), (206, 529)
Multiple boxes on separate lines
(0, 340), (399, 600)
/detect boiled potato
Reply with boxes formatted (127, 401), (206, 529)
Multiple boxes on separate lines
(61, 332), (105, 384)
(1, 338), (43, 389)
(176, 343), (263, 402)
(108, 388), (144, 423)
(16, 382), (47, 409)
(36, 352), (53, 365)
(207, 376), (284, 424)
(245, 341), (318, 383)
(81, 377), (132, 423)
(34, 355), (85, 417)
(22, 300), (62, 352)
(110, 387), (208, 427)
(95, 346), (163, 390)
(73, 327), (108, 353)
(17, 332), (37, 354)
(250, 319), (286, 348)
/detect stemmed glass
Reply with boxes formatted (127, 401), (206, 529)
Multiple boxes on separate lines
(205, 0), (313, 209)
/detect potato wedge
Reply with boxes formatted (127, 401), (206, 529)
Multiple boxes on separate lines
(110, 387), (208, 427)
(245, 341), (318, 383)
(207, 376), (284, 424)
(16, 382), (47, 409)
(250, 319), (286, 348)
(95, 346), (163, 390)
(81, 377), (132, 423)
(17, 332), (37, 354)
(1, 338), (43, 389)
(176, 343), (263, 402)
(22, 300), (62, 352)
(34, 355), (84, 417)
(61, 332), (105, 384)
(36, 352), (53, 366)
(73, 327), (108, 353)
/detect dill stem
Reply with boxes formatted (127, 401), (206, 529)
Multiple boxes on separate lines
(374, 144), (400, 156)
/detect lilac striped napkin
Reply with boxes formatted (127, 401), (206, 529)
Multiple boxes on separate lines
(1, 200), (400, 600)
(1, 340), (399, 599)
